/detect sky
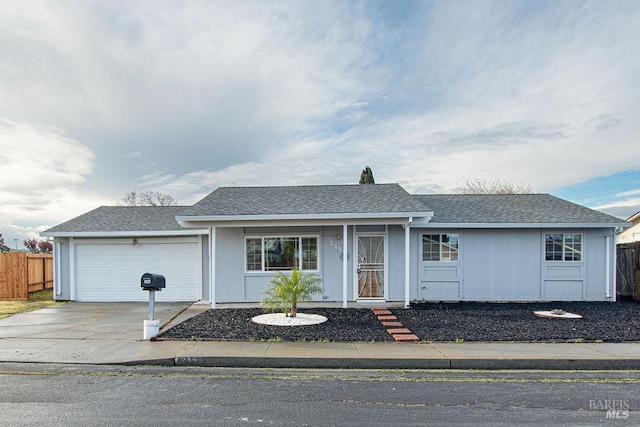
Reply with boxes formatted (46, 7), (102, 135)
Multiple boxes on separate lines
(1, 0), (639, 249)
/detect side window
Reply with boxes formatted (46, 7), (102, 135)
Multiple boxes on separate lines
(422, 234), (459, 262)
(545, 233), (582, 261)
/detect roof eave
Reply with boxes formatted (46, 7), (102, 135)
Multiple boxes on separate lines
(41, 229), (208, 238)
(177, 211), (433, 228)
(412, 222), (631, 229)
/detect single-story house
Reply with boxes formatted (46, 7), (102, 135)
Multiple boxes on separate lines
(42, 183), (630, 306)
(618, 211), (640, 244)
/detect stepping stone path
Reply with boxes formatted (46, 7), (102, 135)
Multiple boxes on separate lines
(371, 307), (419, 343)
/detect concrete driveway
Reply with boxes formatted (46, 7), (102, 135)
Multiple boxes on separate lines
(0, 302), (193, 341)
(0, 302), (205, 364)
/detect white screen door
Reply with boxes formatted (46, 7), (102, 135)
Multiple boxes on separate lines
(356, 235), (385, 299)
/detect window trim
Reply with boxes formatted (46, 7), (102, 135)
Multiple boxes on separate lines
(245, 235), (320, 273)
(544, 232), (583, 262)
(421, 233), (460, 263)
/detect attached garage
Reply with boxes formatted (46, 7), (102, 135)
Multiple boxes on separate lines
(74, 238), (201, 302)
(42, 206), (208, 302)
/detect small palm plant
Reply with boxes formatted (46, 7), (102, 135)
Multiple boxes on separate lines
(261, 269), (322, 317)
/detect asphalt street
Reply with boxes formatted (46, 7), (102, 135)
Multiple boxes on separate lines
(0, 363), (638, 426)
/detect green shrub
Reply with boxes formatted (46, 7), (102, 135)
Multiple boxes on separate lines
(261, 269), (322, 317)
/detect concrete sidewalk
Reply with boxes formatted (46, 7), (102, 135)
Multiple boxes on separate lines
(0, 302), (638, 370)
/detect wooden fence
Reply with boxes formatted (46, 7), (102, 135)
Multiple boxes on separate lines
(617, 242), (640, 299)
(0, 253), (53, 301)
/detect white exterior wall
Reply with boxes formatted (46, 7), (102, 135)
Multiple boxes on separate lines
(618, 218), (640, 244)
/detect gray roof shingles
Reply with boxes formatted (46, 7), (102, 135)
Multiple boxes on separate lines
(43, 187), (626, 235)
(414, 194), (623, 224)
(43, 206), (191, 234)
(179, 184), (429, 217)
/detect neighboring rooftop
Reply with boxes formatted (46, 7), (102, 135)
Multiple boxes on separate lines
(179, 184), (430, 218)
(414, 194), (626, 225)
(42, 206), (195, 235)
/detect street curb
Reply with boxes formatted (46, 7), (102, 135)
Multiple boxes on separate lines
(449, 359), (640, 370)
(173, 357), (451, 369)
(113, 357), (640, 370)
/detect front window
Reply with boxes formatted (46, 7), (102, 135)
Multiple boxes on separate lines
(246, 236), (318, 272)
(422, 234), (459, 262)
(545, 233), (582, 261)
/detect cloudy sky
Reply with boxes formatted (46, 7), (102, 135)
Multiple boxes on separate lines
(1, 0), (639, 248)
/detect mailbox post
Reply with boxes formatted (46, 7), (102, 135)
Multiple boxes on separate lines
(141, 273), (165, 340)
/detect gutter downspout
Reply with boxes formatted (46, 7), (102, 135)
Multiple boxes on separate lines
(210, 226), (216, 309)
(342, 224), (348, 308)
(404, 217), (412, 308)
(54, 239), (61, 297)
(605, 234), (611, 299)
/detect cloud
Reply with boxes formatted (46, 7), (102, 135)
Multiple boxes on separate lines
(615, 189), (640, 198)
(124, 151), (143, 160)
(591, 198), (640, 220)
(0, 119), (103, 225)
(0, 1), (388, 177)
(0, 1), (639, 230)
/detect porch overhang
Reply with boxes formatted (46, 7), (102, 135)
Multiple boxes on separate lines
(177, 212), (433, 228)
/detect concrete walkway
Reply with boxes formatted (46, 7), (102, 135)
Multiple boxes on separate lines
(0, 302), (638, 370)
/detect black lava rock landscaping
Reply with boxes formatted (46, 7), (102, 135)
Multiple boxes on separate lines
(158, 300), (640, 343)
(394, 300), (640, 343)
(158, 308), (394, 342)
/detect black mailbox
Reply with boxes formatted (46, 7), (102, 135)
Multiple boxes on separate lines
(141, 273), (165, 291)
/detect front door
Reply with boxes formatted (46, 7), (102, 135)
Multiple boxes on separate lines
(356, 235), (385, 299)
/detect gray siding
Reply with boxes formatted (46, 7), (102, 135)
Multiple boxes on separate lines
(214, 227), (245, 302)
(386, 225), (406, 301)
(321, 226), (350, 301)
(584, 228), (615, 301)
(462, 229), (542, 301)
(215, 226), (359, 303)
(417, 228), (616, 302)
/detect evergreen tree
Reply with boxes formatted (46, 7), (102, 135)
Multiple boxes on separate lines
(359, 166), (375, 184)
(0, 234), (9, 252)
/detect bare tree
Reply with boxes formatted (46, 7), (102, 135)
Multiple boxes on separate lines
(139, 190), (176, 206)
(121, 190), (176, 206)
(455, 178), (533, 194)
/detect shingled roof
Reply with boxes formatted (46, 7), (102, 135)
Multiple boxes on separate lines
(42, 206), (202, 236)
(178, 184), (429, 218)
(413, 194), (625, 225)
(42, 187), (627, 237)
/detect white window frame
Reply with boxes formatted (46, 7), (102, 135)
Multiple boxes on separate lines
(421, 233), (460, 262)
(544, 233), (583, 262)
(245, 235), (320, 273)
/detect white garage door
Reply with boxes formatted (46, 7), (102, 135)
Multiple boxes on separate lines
(75, 238), (201, 302)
